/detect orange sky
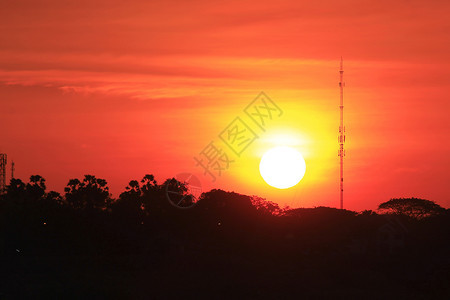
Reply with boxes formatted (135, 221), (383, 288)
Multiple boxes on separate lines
(1, 0), (449, 211)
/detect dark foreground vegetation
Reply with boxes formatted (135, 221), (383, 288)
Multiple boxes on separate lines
(1, 175), (449, 299)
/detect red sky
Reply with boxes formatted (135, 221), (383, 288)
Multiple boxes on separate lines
(1, 0), (449, 211)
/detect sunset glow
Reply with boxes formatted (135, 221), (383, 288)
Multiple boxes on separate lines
(0, 0), (449, 211)
(2, 1), (450, 298)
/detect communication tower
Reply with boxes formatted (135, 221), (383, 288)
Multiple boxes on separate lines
(0, 154), (7, 194)
(338, 58), (346, 209)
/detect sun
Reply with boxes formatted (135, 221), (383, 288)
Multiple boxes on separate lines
(259, 146), (306, 189)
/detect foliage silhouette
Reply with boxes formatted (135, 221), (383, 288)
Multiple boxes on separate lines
(1, 176), (62, 215)
(64, 175), (111, 211)
(113, 179), (144, 220)
(378, 197), (445, 219)
(1, 174), (449, 298)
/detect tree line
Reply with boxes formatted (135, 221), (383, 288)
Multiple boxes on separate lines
(1, 174), (447, 219)
(1, 174), (449, 298)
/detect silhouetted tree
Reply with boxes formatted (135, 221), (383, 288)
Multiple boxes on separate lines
(112, 180), (144, 221)
(44, 191), (63, 205)
(1, 176), (60, 213)
(162, 177), (195, 208)
(64, 175), (111, 210)
(26, 175), (46, 202)
(283, 206), (357, 219)
(359, 210), (378, 216)
(196, 189), (258, 226)
(251, 196), (283, 216)
(0, 176), (62, 242)
(140, 174), (158, 194)
(139, 174), (193, 213)
(2, 178), (27, 204)
(140, 174), (162, 214)
(378, 197), (445, 219)
(112, 175), (191, 218)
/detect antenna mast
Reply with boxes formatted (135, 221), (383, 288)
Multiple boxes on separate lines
(11, 160), (15, 179)
(0, 154), (6, 194)
(338, 57), (345, 209)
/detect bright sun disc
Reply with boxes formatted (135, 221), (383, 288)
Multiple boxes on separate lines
(259, 146), (306, 189)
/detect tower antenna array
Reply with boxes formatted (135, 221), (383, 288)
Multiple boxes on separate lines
(338, 58), (346, 209)
(0, 154), (6, 194)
